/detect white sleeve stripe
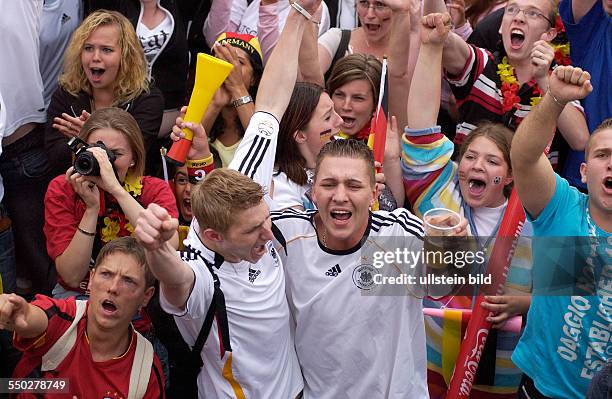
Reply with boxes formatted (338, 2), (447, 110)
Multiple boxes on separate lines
(230, 112), (279, 188)
(371, 222), (425, 238)
(236, 136), (260, 172)
(372, 221), (423, 239)
(371, 217), (418, 232)
(398, 213), (425, 236)
(243, 136), (266, 177)
(247, 137), (272, 179)
(270, 208), (303, 216)
(371, 214), (424, 238)
(238, 135), (269, 178)
(372, 212), (423, 228)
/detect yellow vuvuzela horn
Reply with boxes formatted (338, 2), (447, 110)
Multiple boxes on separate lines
(166, 53), (234, 165)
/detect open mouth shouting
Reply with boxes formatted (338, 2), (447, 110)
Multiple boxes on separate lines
(468, 178), (487, 198)
(510, 28), (525, 50)
(603, 176), (612, 194)
(183, 198), (192, 215)
(341, 116), (357, 130)
(89, 67), (106, 84)
(101, 298), (118, 316)
(363, 23), (382, 35)
(330, 209), (352, 226)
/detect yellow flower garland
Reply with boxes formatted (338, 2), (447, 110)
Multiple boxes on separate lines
(497, 56), (518, 86)
(123, 172), (143, 197)
(100, 173), (143, 243)
(497, 56), (542, 112)
(101, 216), (121, 243)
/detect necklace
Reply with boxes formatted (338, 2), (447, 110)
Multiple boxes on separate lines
(316, 216), (328, 247)
(360, 30), (384, 60)
(496, 56), (542, 113)
(364, 35), (372, 50)
(320, 224), (328, 247)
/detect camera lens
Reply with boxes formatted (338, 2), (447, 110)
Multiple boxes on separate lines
(74, 152), (99, 176)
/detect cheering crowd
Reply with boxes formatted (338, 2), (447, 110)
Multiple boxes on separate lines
(0, 0), (610, 398)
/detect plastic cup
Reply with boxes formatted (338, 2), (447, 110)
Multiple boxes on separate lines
(423, 208), (462, 237)
(423, 208), (462, 271)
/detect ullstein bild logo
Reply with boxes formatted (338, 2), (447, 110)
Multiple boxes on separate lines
(459, 328), (489, 395)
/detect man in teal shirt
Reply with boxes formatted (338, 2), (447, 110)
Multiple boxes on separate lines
(510, 65), (611, 398)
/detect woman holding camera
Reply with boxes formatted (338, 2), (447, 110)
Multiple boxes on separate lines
(44, 107), (178, 297)
(45, 9), (164, 179)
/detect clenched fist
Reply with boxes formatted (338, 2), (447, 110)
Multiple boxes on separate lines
(548, 65), (593, 106)
(135, 203), (179, 251)
(420, 13), (452, 46)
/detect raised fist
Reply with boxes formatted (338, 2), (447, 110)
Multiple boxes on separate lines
(420, 13), (452, 46)
(548, 66), (593, 105)
(446, 0), (466, 28)
(134, 204), (179, 251)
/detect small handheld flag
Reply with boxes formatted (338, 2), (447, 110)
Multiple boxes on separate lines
(367, 56), (388, 211)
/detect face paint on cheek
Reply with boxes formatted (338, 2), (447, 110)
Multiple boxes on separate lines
(319, 129), (333, 143)
(493, 176), (502, 185)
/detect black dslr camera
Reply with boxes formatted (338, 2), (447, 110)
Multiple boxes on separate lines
(67, 137), (116, 176)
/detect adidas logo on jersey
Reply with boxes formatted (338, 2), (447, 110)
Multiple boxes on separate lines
(180, 245), (202, 262)
(248, 268), (261, 283)
(325, 264), (342, 277)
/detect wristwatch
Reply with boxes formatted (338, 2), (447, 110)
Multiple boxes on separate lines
(232, 95), (253, 108)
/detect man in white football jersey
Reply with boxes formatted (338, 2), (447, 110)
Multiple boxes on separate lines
(271, 138), (469, 398)
(133, 0), (323, 396)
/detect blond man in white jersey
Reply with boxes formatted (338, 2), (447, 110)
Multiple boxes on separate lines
(133, 0), (323, 396)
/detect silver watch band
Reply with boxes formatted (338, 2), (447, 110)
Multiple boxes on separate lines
(232, 95), (253, 108)
(290, 2), (313, 21)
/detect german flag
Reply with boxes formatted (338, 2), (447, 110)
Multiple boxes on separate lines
(367, 56), (388, 166)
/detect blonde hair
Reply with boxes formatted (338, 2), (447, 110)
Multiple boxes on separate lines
(59, 10), (149, 105)
(191, 169), (265, 233)
(79, 107), (146, 178)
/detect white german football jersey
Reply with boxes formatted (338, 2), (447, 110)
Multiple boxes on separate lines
(161, 228), (302, 398)
(161, 111), (303, 398)
(271, 208), (429, 398)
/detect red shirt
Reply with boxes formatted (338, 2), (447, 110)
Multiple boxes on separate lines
(44, 175), (179, 292)
(12, 295), (165, 399)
